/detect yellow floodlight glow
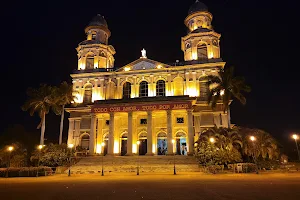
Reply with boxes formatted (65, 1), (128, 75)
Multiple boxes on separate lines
(137, 141), (141, 145)
(68, 144), (74, 148)
(7, 146), (14, 152)
(124, 67), (131, 72)
(157, 65), (162, 69)
(250, 136), (256, 142)
(38, 145), (45, 150)
(209, 137), (215, 143)
(292, 134), (299, 140)
(172, 139), (175, 144)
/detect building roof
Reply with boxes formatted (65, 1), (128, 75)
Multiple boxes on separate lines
(87, 14), (108, 28)
(188, 0), (208, 15)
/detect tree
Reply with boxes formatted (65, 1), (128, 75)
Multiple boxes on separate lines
(22, 84), (55, 145)
(52, 82), (76, 144)
(195, 127), (243, 167)
(241, 128), (279, 161)
(206, 66), (251, 113)
(31, 143), (69, 167)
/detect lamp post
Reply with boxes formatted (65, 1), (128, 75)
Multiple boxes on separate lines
(37, 145), (45, 177)
(250, 136), (259, 174)
(172, 139), (176, 175)
(68, 144), (74, 176)
(136, 141), (140, 175)
(101, 142), (105, 176)
(6, 146), (14, 178)
(292, 134), (300, 161)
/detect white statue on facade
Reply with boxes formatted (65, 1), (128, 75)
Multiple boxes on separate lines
(141, 48), (147, 58)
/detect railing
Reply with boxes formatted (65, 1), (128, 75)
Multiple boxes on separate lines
(73, 68), (115, 74)
(169, 58), (223, 66)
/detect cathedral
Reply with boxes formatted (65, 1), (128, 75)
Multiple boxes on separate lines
(66, 1), (230, 156)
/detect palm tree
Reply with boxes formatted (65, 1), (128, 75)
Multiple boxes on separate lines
(206, 66), (251, 113)
(53, 81), (76, 145)
(22, 84), (54, 145)
(242, 128), (279, 161)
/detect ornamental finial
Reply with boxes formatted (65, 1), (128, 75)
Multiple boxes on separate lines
(141, 48), (147, 58)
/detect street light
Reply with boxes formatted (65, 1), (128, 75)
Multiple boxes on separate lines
(249, 136), (259, 174)
(101, 142), (105, 176)
(37, 145), (45, 177)
(292, 134), (300, 161)
(136, 141), (140, 175)
(172, 139), (176, 175)
(209, 137), (215, 143)
(68, 144), (74, 176)
(6, 146), (14, 178)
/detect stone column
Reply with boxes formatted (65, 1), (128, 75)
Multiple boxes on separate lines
(89, 114), (97, 155)
(126, 112), (133, 156)
(187, 109), (194, 156)
(74, 119), (81, 148)
(167, 110), (173, 155)
(108, 112), (115, 155)
(146, 111), (154, 155)
(97, 116), (104, 150)
(67, 118), (75, 145)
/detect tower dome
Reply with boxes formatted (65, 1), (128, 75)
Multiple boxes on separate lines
(88, 14), (108, 28)
(188, 0), (208, 15)
(84, 14), (110, 36)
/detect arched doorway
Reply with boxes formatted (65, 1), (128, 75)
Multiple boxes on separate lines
(103, 133), (109, 155)
(120, 133), (128, 156)
(80, 134), (90, 150)
(157, 132), (167, 155)
(138, 132), (147, 155)
(175, 132), (187, 155)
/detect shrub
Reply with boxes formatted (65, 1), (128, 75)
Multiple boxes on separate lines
(0, 167), (53, 178)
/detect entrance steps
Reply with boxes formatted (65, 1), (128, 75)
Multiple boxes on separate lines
(70, 155), (200, 174)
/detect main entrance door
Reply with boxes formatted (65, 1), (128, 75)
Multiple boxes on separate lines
(103, 134), (109, 156)
(176, 132), (187, 155)
(157, 132), (167, 155)
(120, 133), (128, 156)
(138, 132), (147, 155)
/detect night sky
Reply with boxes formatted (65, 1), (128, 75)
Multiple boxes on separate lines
(0, 1), (297, 154)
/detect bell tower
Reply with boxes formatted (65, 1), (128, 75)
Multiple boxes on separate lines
(77, 14), (116, 71)
(181, 1), (221, 61)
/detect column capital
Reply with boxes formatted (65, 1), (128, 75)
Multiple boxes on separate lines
(68, 118), (75, 122)
(147, 110), (152, 115)
(167, 109), (172, 115)
(128, 111), (133, 117)
(187, 109), (194, 113)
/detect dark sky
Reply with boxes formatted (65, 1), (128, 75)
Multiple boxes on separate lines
(0, 0), (297, 153)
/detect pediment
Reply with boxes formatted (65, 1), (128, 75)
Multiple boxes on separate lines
(117, 58), (169, 72)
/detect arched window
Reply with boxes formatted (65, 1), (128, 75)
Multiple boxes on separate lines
(123, 82), (131, 99)
(83, 84), (93, 103)
(80, 134), (90, 150)
(197, 44), (208, 60)
(139, 81), (148, 97)
(86, 54), (94, 69)
(156, 80), (166, 96)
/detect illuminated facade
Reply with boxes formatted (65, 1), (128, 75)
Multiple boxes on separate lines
(66, 1), (230, 156)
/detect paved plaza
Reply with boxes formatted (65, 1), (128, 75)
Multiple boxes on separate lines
(1, 172), (300, 200)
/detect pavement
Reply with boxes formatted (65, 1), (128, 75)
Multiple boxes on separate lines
(0, 172), (300, 200)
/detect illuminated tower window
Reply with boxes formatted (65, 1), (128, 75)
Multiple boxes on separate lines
(156, 80), (166, 96)
(139, 81), (148, 97)
(197, 43), (208, 60)
(83, 84), (93, 103)
(86, 54), (94, 69)
(123, 82), (131, 99)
